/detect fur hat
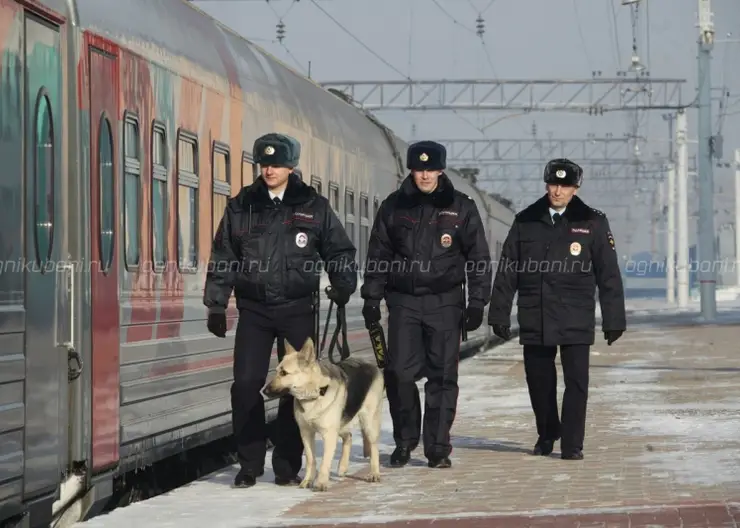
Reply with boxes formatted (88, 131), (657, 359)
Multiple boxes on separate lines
(543, 158), (583, 187)
(406, 140), (446, 171)
(253, 133), (301, 168)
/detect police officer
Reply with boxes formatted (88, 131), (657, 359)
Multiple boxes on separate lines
(203, 133), (357, 487)
(361, 140), (492, 469)
(487, 158), (626, 460)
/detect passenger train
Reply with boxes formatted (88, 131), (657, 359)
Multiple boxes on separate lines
(0, 0), (516, 526)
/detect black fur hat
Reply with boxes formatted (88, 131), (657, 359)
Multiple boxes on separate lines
(543, 158), (583, 187)
(253, 133), (301, 168)
(406, 140), (446, 171)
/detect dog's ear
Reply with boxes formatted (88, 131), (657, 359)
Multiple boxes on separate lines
(299, 337), (315, 362)
(284, 339), (298, 355)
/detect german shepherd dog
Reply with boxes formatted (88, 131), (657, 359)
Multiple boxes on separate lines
(262, 338), (384, 491)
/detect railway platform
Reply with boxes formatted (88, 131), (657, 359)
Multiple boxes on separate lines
(74, 300), (740, 528)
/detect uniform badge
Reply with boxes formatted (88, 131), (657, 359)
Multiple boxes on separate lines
(264, 145), (275, 155)
(420, 153), (429, 162)
(556, 169), (566, 178)
(295, 232), (308, 248)
(607, 231), (615, 250)
(570, 242), (581, 256)
(440, 233), (452, 248)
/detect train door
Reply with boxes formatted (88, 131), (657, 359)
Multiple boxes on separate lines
(22, 12), (65, 499)
(86, 36), (120, 473)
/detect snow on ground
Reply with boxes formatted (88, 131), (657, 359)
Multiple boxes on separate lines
(73, 397), (402, 528)
(598, 323), (740, 488)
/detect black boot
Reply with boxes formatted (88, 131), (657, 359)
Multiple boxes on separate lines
(427, 456), (452, 469)
(274, 475), (302, 486)
(532, 439), (555, 456)
(561, 449), (584, 460)
(390, 446), (411, 467)
(233, 468), (262, 488)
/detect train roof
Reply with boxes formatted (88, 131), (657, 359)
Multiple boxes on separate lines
(47, 0), (515, 211)
(67, 0), (396, 174)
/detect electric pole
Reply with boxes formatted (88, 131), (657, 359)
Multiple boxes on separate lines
(735, 149), (740, 286)
(676, 109), (690, 308)
(666, 163), (676, 303)
(697, 0), (717, 319)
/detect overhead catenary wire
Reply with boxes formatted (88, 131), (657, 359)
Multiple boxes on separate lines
(309, 0), (485, 136)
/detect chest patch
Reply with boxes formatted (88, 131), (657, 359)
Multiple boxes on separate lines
(570, 227), (590, 234)
(570, 242), (582, 256)
(440, 233), (453, 248)
(295, 232), (308, 248)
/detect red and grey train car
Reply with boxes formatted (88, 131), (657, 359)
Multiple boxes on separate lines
(0, 0), (516, 526)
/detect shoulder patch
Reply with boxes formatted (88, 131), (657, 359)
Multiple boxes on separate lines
(607, 230), (616, 250)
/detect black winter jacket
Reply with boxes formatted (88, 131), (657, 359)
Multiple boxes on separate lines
(488, 194), (626, 346)
(360, 174), (492, 309)
(203, 174), (357, 312)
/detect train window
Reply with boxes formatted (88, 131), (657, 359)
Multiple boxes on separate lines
(360, 195), (368, 219)
(241, 152), (256, 187)
(151, 122), (168, 271)
(329, 184), (339, 213)
(310, 176), (322, 196)
(212, 142), (231, 240)
(177, 130), (198, 272)
(344, 189), (355, 245)
(98, 114), (115, 274)
(123, 113), (140, 269)
(33, 89), (54, 269)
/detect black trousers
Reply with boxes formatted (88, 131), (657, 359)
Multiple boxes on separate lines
(230, 302), (313, 478)
(522, 344), (590, 452)
(385, 296), (462, 460)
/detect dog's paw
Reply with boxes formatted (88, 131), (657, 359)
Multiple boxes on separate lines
(298, 478), (312, 489)
(366, 473), (381, 483)
(312, 479), (330, 492)
(337, 464), (349, 477)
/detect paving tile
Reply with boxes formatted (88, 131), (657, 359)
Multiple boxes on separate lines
(280, 322), (740, 526)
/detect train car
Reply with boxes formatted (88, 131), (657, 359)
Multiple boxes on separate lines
(0, 0), (516, 526)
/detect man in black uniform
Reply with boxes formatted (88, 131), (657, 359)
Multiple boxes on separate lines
(361, 140), (492, 469)
(203, 133), (357, 487)
(487, 158), (626, 460)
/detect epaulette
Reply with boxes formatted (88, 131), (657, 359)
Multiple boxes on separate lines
(590, 207), (605, 217)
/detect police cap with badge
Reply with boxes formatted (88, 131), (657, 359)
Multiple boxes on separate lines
(407, 140), (447, 171)
(252, 133), (301, 169)
(543, 158), (583, 187)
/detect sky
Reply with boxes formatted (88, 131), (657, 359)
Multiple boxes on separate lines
(192, 0), (740, 280)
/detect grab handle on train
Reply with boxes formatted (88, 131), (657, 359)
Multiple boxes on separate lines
(57, 263), (83, 381)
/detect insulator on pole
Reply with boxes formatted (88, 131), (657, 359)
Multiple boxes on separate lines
(475, 15), (484, 37)
(276, 20), (285, 43)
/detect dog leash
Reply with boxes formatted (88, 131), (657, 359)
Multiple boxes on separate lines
(319, 295), (350, 365)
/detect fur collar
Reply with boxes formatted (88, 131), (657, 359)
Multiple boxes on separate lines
(395, 172), (456, 209)
(236, 172), (315, 209)
(516, 194), (595, 225)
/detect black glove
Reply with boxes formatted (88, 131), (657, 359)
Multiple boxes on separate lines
(362, 300), (381, 330)
(491, 324), (512, 341)
(605, 330), (623, 345)
(464, 306), (483, 332)
(207, 311), (227, 338)
(325, 286), (350, 306)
